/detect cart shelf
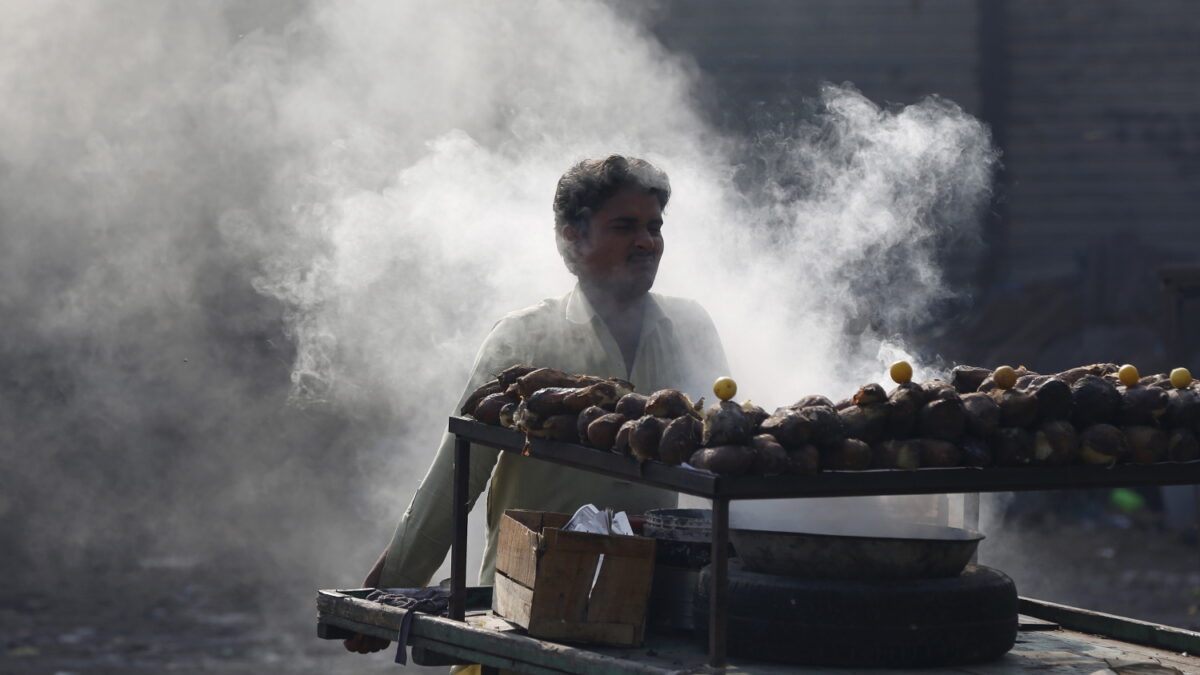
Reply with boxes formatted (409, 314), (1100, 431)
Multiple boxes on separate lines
(438, 416), (1200, 670)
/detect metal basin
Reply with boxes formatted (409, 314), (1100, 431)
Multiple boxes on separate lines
(730, 520), (984, 580)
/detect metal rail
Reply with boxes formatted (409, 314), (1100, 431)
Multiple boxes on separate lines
(447, 415), (1200, 671)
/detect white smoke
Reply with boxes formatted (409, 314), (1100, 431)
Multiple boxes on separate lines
(0, 0), (995, 643)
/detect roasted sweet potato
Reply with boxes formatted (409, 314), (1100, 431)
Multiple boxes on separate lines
(749, 434), (790, 476)
(513, 400), (541, 432)
(615, 393), (649, 419)
(918, 397), (967, 442)
(919, 439), (962, 468)
(1056, 363), (1118, 386)
(758, 410), (811, 449)
(516, 367), (602, 399)
(962, 437), (994, 467)
(528, 414), (579, 442)
(822, 438), (872, 471)
(839, 403), (888, 445)
(564, 380), (624, 412)
(801, 405), (845, 449)
(989, 388), (1038, 428)
(1124, 425), (1167, 464)
(1118, 384), (1169, 426)
(659, 415), (702, 465)
(1033, 420), (1079, 465)
(1165, 388), (1200, 429)
(790, 394), (835, 410)
(962, 392), (1001, 437)
(525, 387), (577, 416)
(646, 389), (693, 419)
(1168, 428), (1200, 462)
(741, 401), (769, 430)
(922, 379), (959, 401)
(577, 406), (609, 445)
(587, 413), (627, 452)
(613, 419), (636, 455)
(786, 444), (820, 475)
(1017, 375), (1073, 423)
(994, 427), (1035, 466)
(887, 382), (926, 438)
(473, 392), (515, 426)
(629, 415), (668, 462)
(688, 444), (756, 475)
(872, 439), (920, 471)
(1071, 375), (1122, 427)
(703, 400), (752, 446)
(951, 365), (992, 394)
(1079, 423), (1127, 466)
(499, 401), (518, 429)
(497, 364), (539, 388)
(853, 383), (887, 406)
(462, 380), (502, 416)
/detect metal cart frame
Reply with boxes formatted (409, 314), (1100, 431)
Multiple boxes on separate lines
(444, 416), (1200, 670)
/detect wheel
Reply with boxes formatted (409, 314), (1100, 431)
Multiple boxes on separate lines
(694, 562), (1017, 667)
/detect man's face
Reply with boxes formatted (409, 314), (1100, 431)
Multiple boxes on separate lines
(565, 185), (664, 300)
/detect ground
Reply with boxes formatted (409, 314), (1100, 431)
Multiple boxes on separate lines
(1, 509), (1196, 674)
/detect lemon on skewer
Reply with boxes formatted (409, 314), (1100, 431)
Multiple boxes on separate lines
(992, 365), (1017, 390)
(1170, 367), (1192, 389)
(713, 376), (737, 401)
(889, 360), (913, 384)
(1118, 364), (1140, 387)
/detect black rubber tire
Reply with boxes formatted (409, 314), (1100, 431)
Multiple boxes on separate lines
(695, 562), (1017, 667)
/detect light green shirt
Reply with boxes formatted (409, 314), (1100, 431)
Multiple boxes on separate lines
(380, 285), (730, 587)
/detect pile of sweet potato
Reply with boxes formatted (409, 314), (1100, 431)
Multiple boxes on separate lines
(462, 362), (1200, 476)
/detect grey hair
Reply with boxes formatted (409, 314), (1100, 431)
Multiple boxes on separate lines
(552, 155), (670, 274)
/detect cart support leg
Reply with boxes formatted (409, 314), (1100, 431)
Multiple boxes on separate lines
(450, 436), (469, 622)
(709, 497), (729, 670)
(965, 492), (981, 563)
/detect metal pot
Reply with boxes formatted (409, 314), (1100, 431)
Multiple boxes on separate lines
(729, 520), (983, 580)
(643, 508), (732, 631)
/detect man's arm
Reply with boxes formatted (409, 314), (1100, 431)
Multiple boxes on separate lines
(377, 429), (499, 587)
(342, 320), (521, 655)
(342, 550), (389, 653)
(376, 318), (523, 588)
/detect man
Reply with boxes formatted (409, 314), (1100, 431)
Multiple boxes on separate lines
(346, 155), (729, 654)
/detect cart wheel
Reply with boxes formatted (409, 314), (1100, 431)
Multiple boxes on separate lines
(694, 562), (1017, 667)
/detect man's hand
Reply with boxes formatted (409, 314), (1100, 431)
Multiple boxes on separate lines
(343, 632), (390, 654)
(343, 550), (391, 654)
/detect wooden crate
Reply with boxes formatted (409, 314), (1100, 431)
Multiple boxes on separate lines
(492, 509), (656, 647)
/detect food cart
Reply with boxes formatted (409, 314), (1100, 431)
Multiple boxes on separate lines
(317, 416), (1200, 673)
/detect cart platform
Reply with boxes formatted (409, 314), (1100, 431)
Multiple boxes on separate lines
(317, 587), (1200, 673)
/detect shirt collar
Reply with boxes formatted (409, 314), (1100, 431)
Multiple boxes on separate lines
(565, 283), (597, 325)
(565, 284), (668, 329)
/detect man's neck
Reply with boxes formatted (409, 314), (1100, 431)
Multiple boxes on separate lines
(579, 282), (649, 374)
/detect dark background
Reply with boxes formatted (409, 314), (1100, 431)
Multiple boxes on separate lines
(650, 0), (1200, 374)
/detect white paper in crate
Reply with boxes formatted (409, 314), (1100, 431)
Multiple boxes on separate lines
(564, 503), (634, 536)
(563, 504), (634, 597)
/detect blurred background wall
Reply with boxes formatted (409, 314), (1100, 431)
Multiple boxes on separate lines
(650, 0), (1200, 373)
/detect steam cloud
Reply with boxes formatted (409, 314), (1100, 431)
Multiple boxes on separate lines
(0, 0), (995, 633)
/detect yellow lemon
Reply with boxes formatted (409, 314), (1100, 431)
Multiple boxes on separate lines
(1170, 367), (1192, 389)
(1118, 364), (1140, 387)
(889, 360), (913, 384)
(993, 365), (1017, 390)
(713, 376), (737, 401)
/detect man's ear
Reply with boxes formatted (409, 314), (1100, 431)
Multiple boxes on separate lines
(563, 209), (593, 244)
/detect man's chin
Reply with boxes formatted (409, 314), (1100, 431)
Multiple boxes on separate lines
(583, 272), (656, 301)
(619, 273), (657, 300)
